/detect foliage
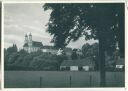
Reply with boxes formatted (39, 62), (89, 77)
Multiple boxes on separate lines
(82, 43), (99, 70)
(43, 3), (124, 54)
(71, 48), (78, 60)
(6, 44), (18, 54)
(4, 44), (18, 66)
(4, 47), (68, 71)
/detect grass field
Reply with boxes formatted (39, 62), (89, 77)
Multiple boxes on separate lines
(4, 71), (124, 88)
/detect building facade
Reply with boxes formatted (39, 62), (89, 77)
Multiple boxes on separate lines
(23, 33), (43, 53)
(23, 33), (72, 55)
(60, 57), (95, 71)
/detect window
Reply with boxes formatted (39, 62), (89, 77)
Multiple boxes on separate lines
(70, 66), (78, 71)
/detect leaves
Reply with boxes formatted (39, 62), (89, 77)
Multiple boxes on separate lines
(43, 3), (124, 55)
(4, 49), (68, 71)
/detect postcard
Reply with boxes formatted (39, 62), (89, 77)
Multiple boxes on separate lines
(1, 0), (127, 91)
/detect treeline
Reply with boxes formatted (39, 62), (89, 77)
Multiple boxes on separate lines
(4, 43), (100, 71)
(4, 43), (119, 71)
(4, 44), (67, 71)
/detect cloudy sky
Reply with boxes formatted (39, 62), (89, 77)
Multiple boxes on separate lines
(4, 3), (97, 49)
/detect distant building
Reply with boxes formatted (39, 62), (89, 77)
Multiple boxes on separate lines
(23, 33), (43, 53)
(60, 58), (95, 71)
(116, 58), (124, 69)
(114, 42), (124, 69)
(23, 33), (72, 55)
(42, 45), (58, 55)
(105, 42), (125, 70)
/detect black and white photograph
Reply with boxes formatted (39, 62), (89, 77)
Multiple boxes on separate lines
(4, 2), (125, 88)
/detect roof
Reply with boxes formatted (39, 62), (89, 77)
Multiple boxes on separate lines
(42, 45), (58, 50)
(23, 41), (43, 47)
(64, 48), (72, 51)
(116, 58), (124, 65)
(33, 41), (43, 47)
(61, 57), (95, 66)
(63, 47), (72, 53)
(23, 43), (28, 47)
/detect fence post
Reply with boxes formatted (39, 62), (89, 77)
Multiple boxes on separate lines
(40, 77), (42, 88)
(89, 75), (92, 87)
(70, 75), (71, 87)
(114, 72), (117, 86)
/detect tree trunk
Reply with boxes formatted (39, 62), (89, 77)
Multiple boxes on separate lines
(99, 34), (106, 87)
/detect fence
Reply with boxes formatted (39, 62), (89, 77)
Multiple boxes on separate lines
(5, 71), (124, 88)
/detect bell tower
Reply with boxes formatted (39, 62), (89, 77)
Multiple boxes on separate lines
(115, 42), (120, 59)
(24, 34), (28, 44)
(29, 33), (32, 41)
(28, 33), (33, 53)
(28, 33), (32, 46)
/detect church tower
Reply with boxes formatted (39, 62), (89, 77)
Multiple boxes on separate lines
(28, 33), (33, 53)
(24, 34), (28, 44)
(28, 33), (32, 46)
(115, 42), (120, 59)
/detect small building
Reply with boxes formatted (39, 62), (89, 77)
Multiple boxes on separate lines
(116, 58), (124, 69)
(42, 45), (58, 55)
(114, 42), (124, 70)
(60, 58), (95, 71)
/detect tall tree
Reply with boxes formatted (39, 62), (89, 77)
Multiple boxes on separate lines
(43, 3), (124, 86)
(82, 43), (99, 70)
(82, 43), (91, 57)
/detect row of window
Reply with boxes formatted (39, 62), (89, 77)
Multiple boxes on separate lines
(60, 66), (94, 71)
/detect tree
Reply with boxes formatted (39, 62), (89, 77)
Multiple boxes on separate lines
(7, 53), (19, 65)
(71, 48), (78, 60)
(29, 54), (60, 70)
(82, 43), (92, 57)
(4, 44), (18, 66)
(6, 44), (18, 54)
(82, 43), (99, 70)
(4, 48), (9, 66)
(43, 3), (124, 86)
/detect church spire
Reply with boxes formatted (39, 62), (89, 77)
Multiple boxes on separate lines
(24, 34), (28, 44)
(116, 42), (119, 50)
(29, 33), (32, 42)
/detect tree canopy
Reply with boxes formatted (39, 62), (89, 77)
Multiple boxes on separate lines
(43, 3), (124, 55)
(43, 3), (124, 86)
(4, 47), (68, 71)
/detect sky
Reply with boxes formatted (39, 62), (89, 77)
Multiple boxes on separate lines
(4, 3), (98, 49)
